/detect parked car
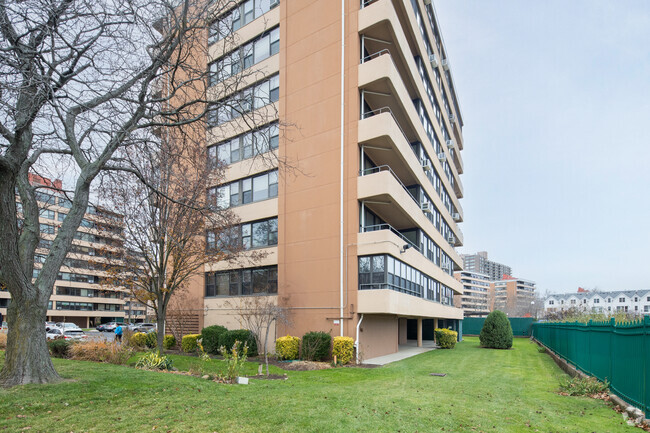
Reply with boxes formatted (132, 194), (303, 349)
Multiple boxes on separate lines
(46, 328), (64, 340)
(45, 321), (57, 332)
(62, 329), (87, 341)
(56, 322), (81, 331)
(98, 322), (119, 332)
(134, 323), (156, 333)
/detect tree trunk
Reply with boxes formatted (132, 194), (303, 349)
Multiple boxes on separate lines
(0, 296), (61, 387)
(156, 310), (166, 355)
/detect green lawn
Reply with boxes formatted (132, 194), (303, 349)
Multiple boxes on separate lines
(0, 337), (634, 432)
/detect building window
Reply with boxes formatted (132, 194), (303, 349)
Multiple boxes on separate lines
(358, 254), (453, 306)
(207, 217), (277, 251)
(209, 170), (278, 210)
(40, 223), (56, 235)
(208, 122), (279, 167)
(570, 299), (576, 305)
(548, 300), (554, 305)
(593, 298), (599, 304)
(209, 0), (280, 45)
(207, 74), (279, 128)
(205, 265), (278, 297)
(209, 26), (280, 86)
(619, 297), (625, 303)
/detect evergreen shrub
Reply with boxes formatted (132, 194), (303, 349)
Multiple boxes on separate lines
(181, 334), (201, 353)
(129, 332), (147, 348)
(163, 334), (177, 350)
(479, 310), (513, 349)
(301, 331), (331, 361)
(332, 336), (354, 364)
(434, 328), (457, 349)
(275, 335), (300, 360)
(200, 325), (228, 354)
(218, 330), (258, 357)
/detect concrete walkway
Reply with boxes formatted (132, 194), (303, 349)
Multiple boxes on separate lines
(364, 340), (437, 366)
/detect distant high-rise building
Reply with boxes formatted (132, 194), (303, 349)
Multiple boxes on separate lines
(454, 271), (491, 317)
(461, 251), (512, 281)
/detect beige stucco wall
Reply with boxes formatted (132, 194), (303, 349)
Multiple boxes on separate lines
(358, 314), (398, 360)
(277, 0), (361, 340)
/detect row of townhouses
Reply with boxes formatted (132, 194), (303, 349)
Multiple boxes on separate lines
(544, 290), (650, 315)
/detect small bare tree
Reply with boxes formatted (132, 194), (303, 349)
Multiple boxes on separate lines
(227, 296), (290, 376)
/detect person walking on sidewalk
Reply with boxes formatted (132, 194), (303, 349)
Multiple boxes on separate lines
(114, 323), (123, 343)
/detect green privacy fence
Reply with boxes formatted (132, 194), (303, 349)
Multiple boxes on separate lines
(532, 317), (650, 417)
(462, 317), (534, 337)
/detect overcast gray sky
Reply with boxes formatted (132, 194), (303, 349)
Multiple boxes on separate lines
(433, 1), (650, 294)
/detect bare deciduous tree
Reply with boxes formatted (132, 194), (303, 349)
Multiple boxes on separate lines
(227, 296), (289, 376)
(0, 0), (269, 386)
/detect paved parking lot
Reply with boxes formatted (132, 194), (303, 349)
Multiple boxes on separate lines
(86, 330), (116, 342)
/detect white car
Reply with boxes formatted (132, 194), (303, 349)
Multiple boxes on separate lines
(62, 329), (87, 341)
(56, 322), (82, 331)
(46, 328), (64, 340)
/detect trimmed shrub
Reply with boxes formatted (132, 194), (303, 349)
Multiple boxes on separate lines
(200, 325), (228, 355)
(275, 335), (300, 360)
(181, 334), (201, 353)
(144, 331), (157, 349)
(218, 330), (258, 357)
(332, 336), (354, 364)
(129, 332), (148, 348)
(163, 334), (177, 350)
(48, 339), (71, 358)
(69, 340), (134, 364)
(434, 328), (457, 349)
(479, 310), (513, 349)
(301, 331), (331, 361)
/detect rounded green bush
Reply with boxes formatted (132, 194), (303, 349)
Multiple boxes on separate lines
(144, 331), (157, 349)
(218, 329), (258, 357)
(129, 332), (148, 348)
(479, 310), (513, 349)
(163, 334), (176, 350)
(301, 331), (331, 361)
(48, 339), (71, 358)
(200, 325), (228, 354)
(181, 334), (200, 353)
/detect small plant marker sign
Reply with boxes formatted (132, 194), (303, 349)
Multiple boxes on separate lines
(429, 373), (446, 377)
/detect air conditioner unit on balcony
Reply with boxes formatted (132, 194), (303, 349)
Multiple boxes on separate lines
(452, 212), (461, 222)
(446, 139), (455, 149)
(429, 53), (438, 68)
(442, 58), (450, 71)
(437, 152), (446, 162)
(449, 113), (456, 124)
(447, 234), (456, 244)
(423, 0), (431, 5)
(421, 159), (432, 172)
(421, 202), (433, 213)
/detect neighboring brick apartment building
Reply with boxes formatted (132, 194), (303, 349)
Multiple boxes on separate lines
(491, 276), (536, 317)
(0, 174), (146, 328)
(189, 0), (467, 359)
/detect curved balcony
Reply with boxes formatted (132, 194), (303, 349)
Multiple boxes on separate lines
(357, 167), (461, 266)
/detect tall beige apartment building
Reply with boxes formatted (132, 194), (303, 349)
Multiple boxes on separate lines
(194, 0), (466, 359)
(0, 175), (146, 328)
